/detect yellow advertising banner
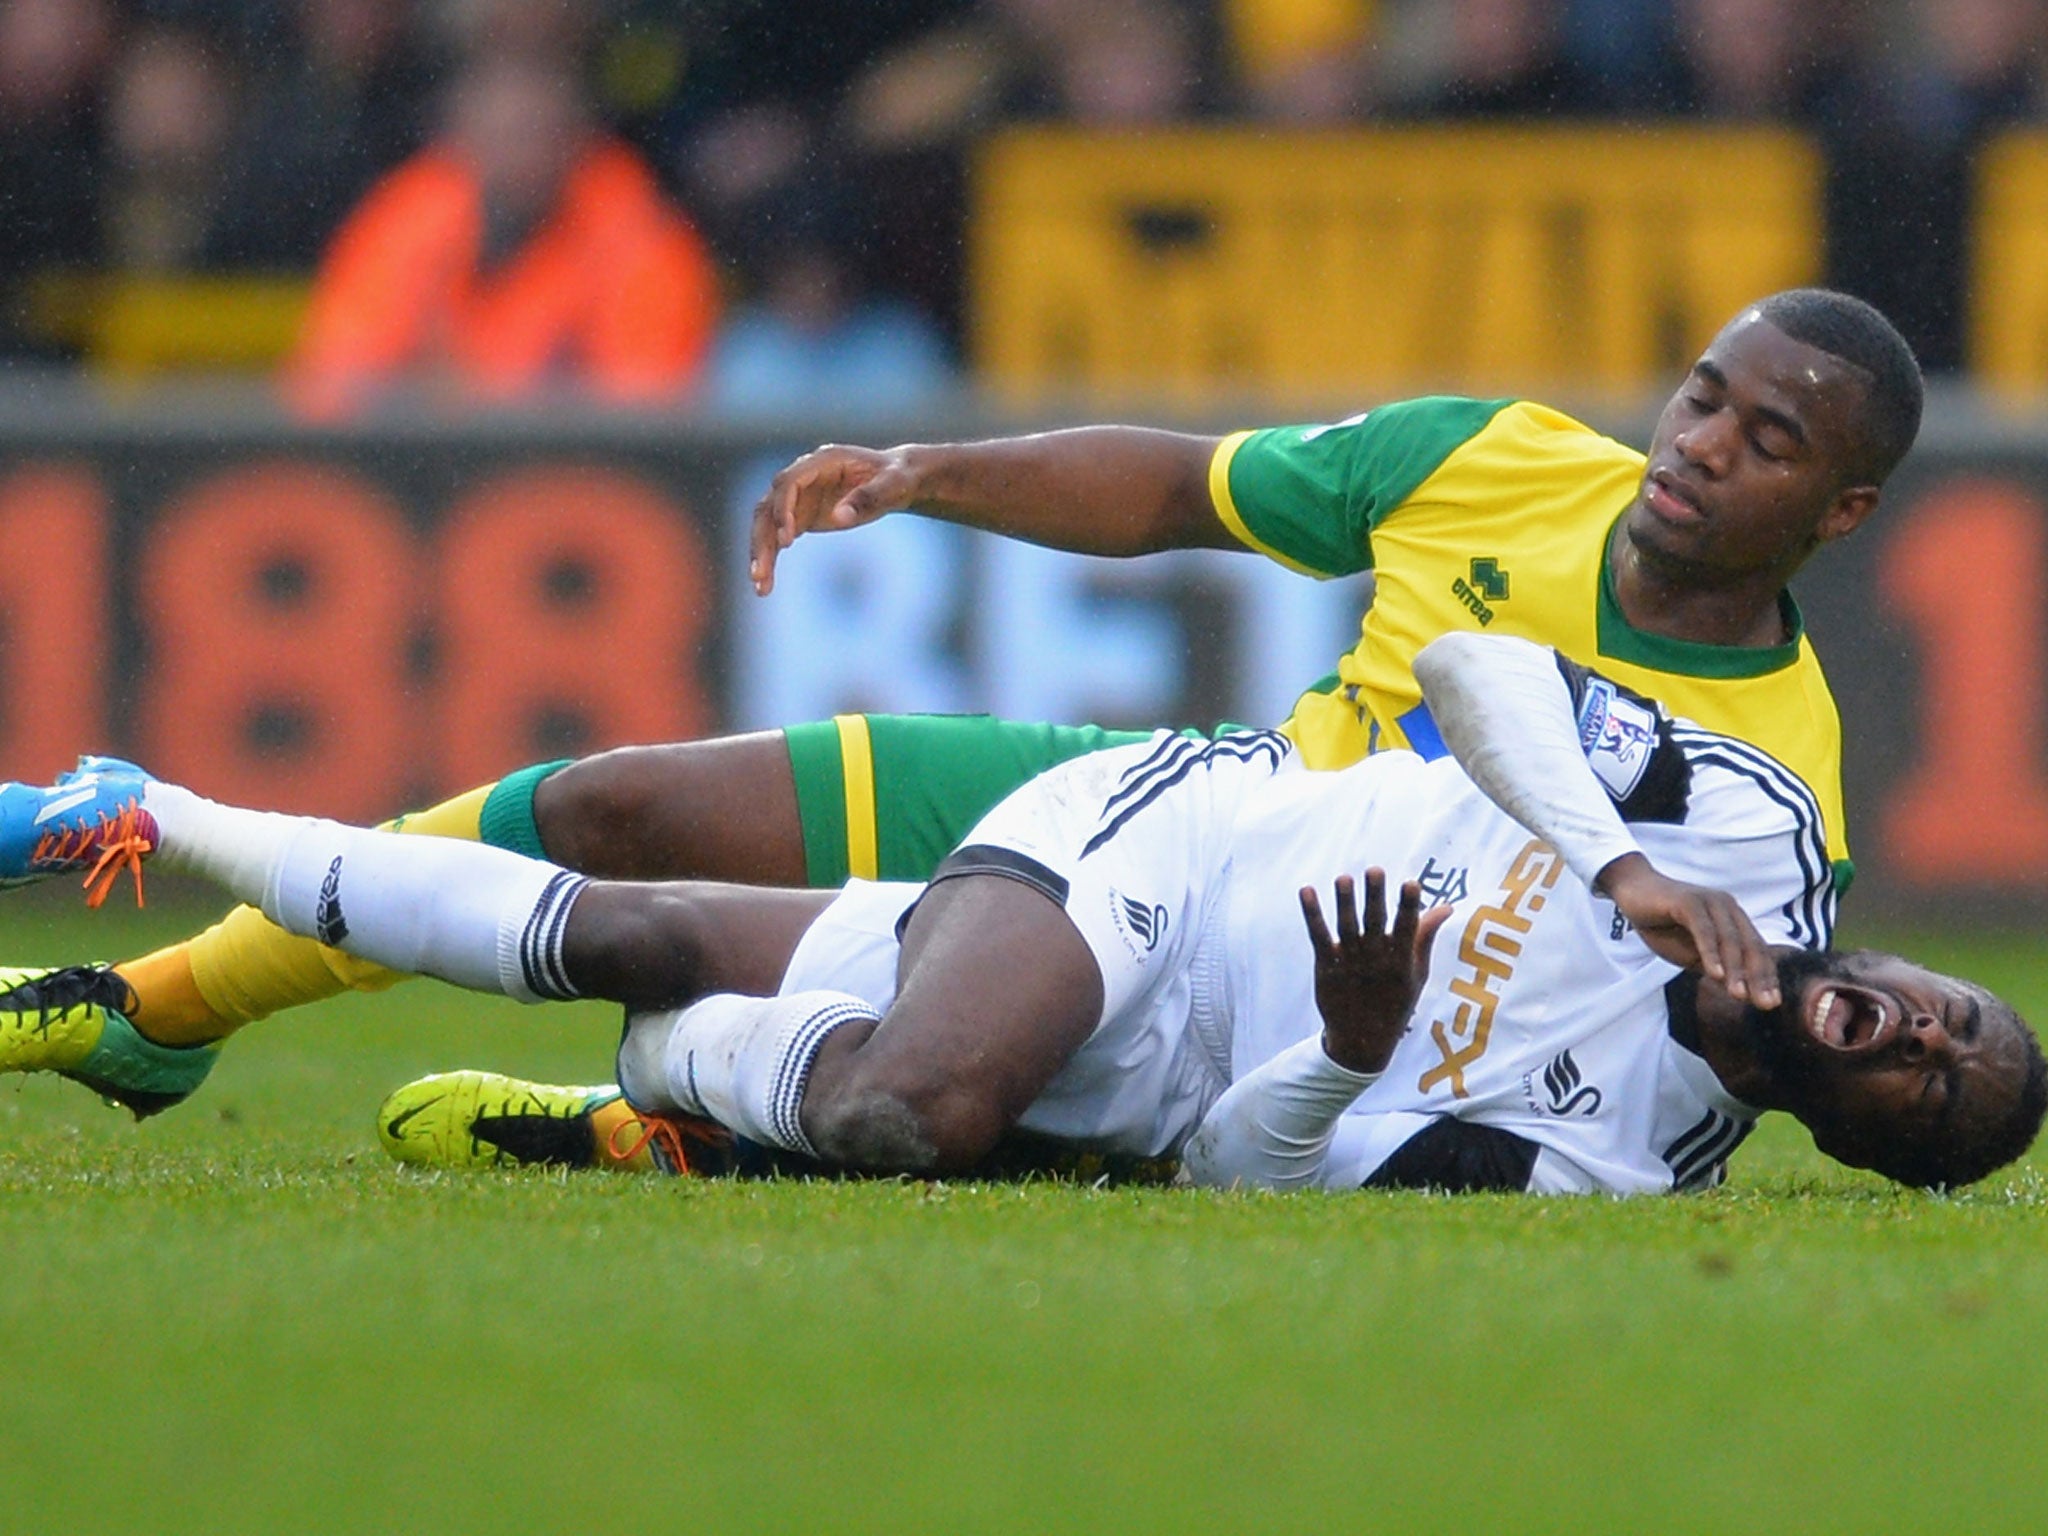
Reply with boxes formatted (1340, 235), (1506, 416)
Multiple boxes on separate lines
(972, 128), (1821, 401)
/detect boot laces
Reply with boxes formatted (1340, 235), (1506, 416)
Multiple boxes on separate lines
(608, 1107), (731, 1175)
(31, 801), (155, 909)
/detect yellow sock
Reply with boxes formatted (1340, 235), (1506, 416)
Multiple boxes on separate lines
(115, 783), (499, 1046)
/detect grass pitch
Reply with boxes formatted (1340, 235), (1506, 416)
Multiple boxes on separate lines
(3, 885), (2046, 1535)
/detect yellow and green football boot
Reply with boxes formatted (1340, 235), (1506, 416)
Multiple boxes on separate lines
(376, 1070), (741, 1176)
(0, 965), (218, 1117)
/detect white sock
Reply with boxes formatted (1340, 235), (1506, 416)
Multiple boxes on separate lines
(145, 784), (588, 1003)
(617, 990), (878, 1155)
(142, 783), (301, 901)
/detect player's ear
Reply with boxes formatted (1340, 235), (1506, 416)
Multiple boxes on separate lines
(1815, 485), (1878, 544)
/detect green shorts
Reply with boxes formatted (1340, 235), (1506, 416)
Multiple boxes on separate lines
(783, 714), (1158, 886)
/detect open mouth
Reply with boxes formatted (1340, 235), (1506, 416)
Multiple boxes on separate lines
(1806, 982), (1894, 1051)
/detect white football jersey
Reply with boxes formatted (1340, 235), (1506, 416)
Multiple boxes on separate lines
(1218, 711), (1834, 1193)
(785, 656), (1838, 1193)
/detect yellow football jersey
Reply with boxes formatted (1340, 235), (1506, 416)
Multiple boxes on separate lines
(1209, 396), (1852, 887)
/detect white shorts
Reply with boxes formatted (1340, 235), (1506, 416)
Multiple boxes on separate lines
(782, 731), (1296, 1157)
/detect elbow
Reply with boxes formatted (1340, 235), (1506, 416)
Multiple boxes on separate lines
(1415, 632), (1547, 699)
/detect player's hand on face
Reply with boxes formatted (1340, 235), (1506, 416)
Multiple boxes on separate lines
(749, 443), (920, 595)
(1594, 852), (1780, 1009)
(1299, 869), (1453, 1075)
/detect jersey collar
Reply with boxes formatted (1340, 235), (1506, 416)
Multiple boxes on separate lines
(1596, 512), (1805, 679)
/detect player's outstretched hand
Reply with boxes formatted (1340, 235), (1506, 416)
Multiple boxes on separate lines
(750, 443), (921, 595)
(1595, 851), (1780, 1009)
(1299, 869), (1454, 1075)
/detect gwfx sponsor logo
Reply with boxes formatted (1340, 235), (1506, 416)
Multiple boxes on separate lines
(1418, 839), (1564, 1098)
(1109, 890), (1169, 956)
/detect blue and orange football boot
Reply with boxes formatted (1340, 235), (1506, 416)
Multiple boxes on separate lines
(0, 756), (158, 908)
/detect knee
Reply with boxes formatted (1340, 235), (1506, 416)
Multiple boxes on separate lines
(802, 1078), (1007, 1174)
(539, 747), (665, 836)
(564, 884), (708, 1009)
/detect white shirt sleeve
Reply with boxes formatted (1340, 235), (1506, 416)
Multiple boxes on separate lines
(1413, 632), (1643, 889)
(1180, 1035), (1378, 1190)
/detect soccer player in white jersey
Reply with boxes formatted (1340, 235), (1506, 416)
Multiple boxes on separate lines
(1, 636), (2039, 1193)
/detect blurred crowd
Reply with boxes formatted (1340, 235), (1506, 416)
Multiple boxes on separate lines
(1, 0), (2044, 407)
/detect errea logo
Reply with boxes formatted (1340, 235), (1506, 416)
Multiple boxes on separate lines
(1451, 558), (1510, 626)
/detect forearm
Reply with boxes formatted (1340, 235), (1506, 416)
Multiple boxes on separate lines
(896, 427), (1229, 555)
(1181, 1035), (1378, 1191)
(1414, 633), (1641, 889)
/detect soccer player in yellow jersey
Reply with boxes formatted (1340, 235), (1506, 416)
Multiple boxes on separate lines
(1, 288), (1924, 1167)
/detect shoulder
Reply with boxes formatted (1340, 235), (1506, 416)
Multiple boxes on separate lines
(1652, 720), (1837, 947)
(1666, 720), (1827, 833)
(1446, 399), (1646, 477)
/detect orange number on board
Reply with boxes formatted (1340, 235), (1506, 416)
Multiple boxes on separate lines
(435, 467), (713, 787)
(0, 465), (108, 780)
(1879, 479), (2048, 883)
(137, 462), (418, 820)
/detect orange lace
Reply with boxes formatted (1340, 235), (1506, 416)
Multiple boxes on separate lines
(32, 800), (156, 910)
(608, 1107), (731, 1175)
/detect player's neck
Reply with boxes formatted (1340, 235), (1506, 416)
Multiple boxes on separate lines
(1682, 975), (1785, 1108)
(1607, 527), (1794, 649)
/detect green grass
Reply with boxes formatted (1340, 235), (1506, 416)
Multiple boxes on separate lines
(3, 888), (2046, 1534)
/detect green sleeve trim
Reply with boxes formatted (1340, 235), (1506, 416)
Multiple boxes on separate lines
(1833, 859), (1855, 898)
(478, 760), (574, 859)
(1221, 396), (1514, 576)
(1210, 431), (1321, 575)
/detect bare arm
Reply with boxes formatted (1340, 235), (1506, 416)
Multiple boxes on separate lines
(748, 427), (1232, 594)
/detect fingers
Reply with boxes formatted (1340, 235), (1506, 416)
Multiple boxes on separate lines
(1356, 869), (1382, 948)
(1711, 894), (1779, 1009)
(1388, 877), (1420, 951)
(1306, 871), (1423, 952)
(1689, 896), (1729, 993)
(1307, 869), (1443, 960)
(1413, 902), (1453, 990)
(747, 482), (787, 595)
(747, 447), (892, 596)
(1338, 872), (1364, 948)
(1665, 891), (1778, 1009)
(1298, 884), (1334, 957)
(750, 459), (830, 596)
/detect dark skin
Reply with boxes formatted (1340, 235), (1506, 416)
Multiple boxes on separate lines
(538, 307), (1885, 903)
(1298, 873), (1450, 1073)
(580, 872), (1106, 1172)
(1309, 882), (2031, 1181)
(568, 853), (1781, 1176)
(1691, 948), (2029, 1156)
(1613, 308), (1881, 646)
(1301, 860), (1780, 1073)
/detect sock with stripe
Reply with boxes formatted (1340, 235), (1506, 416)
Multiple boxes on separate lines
(616, 990), (879, 1156)
(144, 784), (590, 1004)
(119, 778), (510, 1045)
